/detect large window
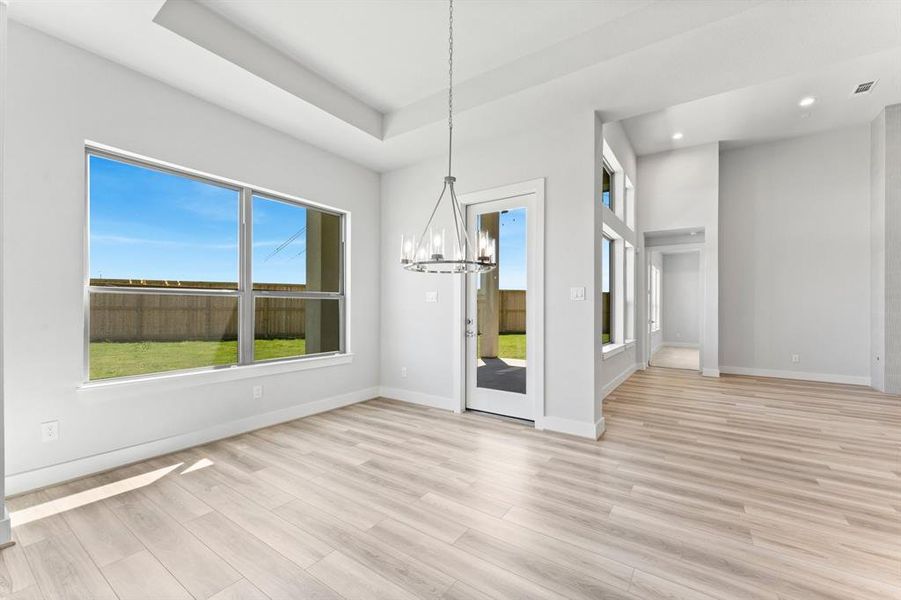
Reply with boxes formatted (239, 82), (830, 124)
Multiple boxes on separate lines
(601, 236), (614, 344)
(87, 149), (345, 381)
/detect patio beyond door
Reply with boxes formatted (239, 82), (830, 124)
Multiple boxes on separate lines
(465, 197), (532, 420)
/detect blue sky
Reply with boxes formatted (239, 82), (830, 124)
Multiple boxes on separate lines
(90, 155), (528, 289)
(90, 156), (309, 284)
(496, 208), (526, 290)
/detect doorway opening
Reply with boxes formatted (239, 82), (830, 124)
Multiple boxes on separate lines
(454, 179), (544, 423)
(645, 230), (704, 373)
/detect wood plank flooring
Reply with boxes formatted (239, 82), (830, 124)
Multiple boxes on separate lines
(2, 368), (899, 599)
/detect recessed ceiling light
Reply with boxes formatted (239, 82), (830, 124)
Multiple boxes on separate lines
(672, 132), (684, 140)
(798, 96), (816, 108)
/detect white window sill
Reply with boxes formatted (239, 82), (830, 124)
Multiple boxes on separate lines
(78, 353), (354, 392)
(602, 339), (636, 360)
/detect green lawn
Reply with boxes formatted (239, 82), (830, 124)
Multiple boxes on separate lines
(92, 334), (528, 380)
(497, 333), (526, 360)
(89, 338), (306, 380)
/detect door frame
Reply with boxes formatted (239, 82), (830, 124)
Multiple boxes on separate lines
(643, 242), (705, 372)
(451, 178), (545, 427)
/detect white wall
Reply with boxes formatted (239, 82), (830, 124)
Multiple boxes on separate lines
(662, 252), (700, 345)
(883, 105), (901, 394)
(719, 126), (871, 384)
(871, 110), (886, 391)
(4, 24), (381, 493)
(638, 143), (719, 375)
(381, 113), (598, 431)
(595, 119), (641, 423)
(0, 1), (10, 542)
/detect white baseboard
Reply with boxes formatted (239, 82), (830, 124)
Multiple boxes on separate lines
(594, 416), (606, 438)
(539, 415), (603, 440)
(719, 366), (870, 386)
(6, 386), (378, 496)
(661, 341), (699, 348)
(378, 387), (457, 411)
(703, 368), (720, 377)
(602, 362), (640, 400)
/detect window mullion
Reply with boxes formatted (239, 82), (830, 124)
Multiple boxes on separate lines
(239, 187), (254, 365)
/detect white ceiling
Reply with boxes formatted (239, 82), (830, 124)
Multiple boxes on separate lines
(7, 0), (901, 172)
(200, 0), (651, 113)
(621, 48), (901, 156)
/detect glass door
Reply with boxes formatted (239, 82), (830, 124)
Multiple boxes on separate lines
(465, 198), (531, 420)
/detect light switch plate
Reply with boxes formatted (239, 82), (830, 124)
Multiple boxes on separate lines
(425, 291), (438, 303)
(570, 287), (586, 301)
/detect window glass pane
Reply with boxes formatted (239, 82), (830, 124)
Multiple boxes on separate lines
(89, 292), (238, 379)
(253, 195), (341, 292)
(476, 208), (527, 395)
(89, 155), (239, 288)
(602, 237), (612, 344)
(602, 167), (612, 208)
(254, 297), (340, 360)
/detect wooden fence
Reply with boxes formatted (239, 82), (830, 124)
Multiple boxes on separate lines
(476, 289), (526, 334)
(89, 279), (309, 342)
(90, 279), (524, 342)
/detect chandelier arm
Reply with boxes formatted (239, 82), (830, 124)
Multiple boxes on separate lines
(414, 180), (448, 254)
(449, 184), (473, 256)
(448, 184), (466, 257)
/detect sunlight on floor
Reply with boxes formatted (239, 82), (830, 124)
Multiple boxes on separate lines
(10, 457), (214, 527)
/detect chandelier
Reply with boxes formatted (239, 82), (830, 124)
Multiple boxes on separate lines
(400, 0), (497, 274)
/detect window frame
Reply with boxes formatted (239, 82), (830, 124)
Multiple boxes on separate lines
(650, 264), (661, 333)
(601, 162), (615, 211)
(84, 144), (348, 383)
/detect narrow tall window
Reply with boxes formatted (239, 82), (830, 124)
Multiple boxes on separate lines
(87, 150), (345, 381)
(650, 264), (661, 333)
(602, 236), (614, 344)
(602, 164), (614, 209)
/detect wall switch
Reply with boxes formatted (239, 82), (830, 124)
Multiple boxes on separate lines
(401, 367), (407, 378)
(425, 291), (438, 303)
(252, 385), (264, 399)
(570, 287), (586, 301)
(791, 354), (800, 364)
(41, 420), (59, 443)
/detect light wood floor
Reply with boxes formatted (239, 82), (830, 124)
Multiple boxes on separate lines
(1, 368), (899, 600)
(650, 346), (700, 370)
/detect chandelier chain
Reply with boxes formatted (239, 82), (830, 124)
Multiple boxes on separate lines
(447, 0), (454, 177)
(399, 0), (496, 275)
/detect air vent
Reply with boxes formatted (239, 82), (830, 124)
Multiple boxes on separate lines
(853, 80), (877, 95)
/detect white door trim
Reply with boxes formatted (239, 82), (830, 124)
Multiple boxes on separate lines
(452, 178), (545, 428)
(644, 241), (705, 373)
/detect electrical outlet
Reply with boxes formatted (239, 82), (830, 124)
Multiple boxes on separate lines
(791, 354), (800, 364)
(41, 421), (59, 443)
(570, 286), (586, 301)
(401, 367), (407, 378)
(252, 385), (264, 399)
(425, 291), (438, 303)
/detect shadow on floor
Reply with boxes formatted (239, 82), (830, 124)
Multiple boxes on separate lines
(477, 357), (526, 394)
